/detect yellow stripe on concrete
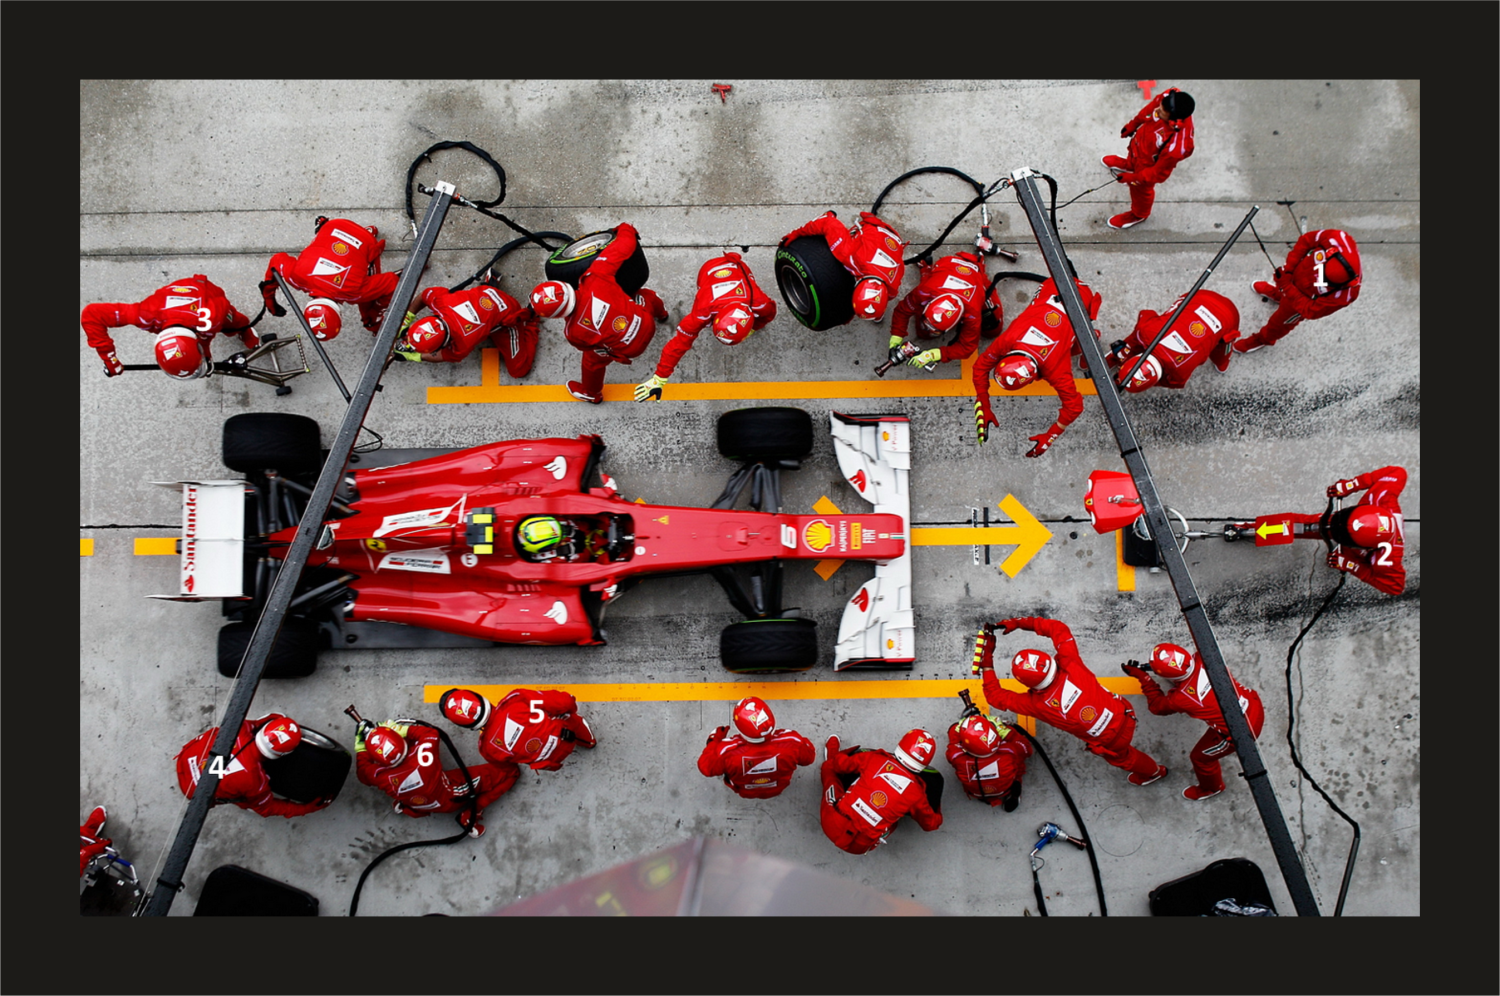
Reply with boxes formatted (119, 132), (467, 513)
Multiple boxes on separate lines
(1116, 529), (1136, 592)
(134, 537), (178, 556)
(81, 538), (95, 557)
(428, 350), (1098, 405)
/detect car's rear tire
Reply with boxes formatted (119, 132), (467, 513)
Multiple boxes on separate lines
(775, 236), (855, 331)
(262, 727), (352, 804)
(720, 618), (819, 673)
(717, 407), (814, 462)
(544, 230), (649, 298)
(217, 618), (321, 679)
(222, 413), (322, 475)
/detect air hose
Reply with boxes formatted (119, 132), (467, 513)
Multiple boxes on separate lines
(871, 166), (1007, 267)
(348, 722), (481, 916)
(1011, 724), (1109, 916)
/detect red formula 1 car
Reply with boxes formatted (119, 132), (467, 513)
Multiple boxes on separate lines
(153, 408), (915, 677)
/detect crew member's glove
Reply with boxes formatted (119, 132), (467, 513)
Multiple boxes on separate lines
(974, 400), (998, 445)
(362, 312), (384, 333)
(1121, 660), (1148, 678)
(971, 625), (996, 675)
(393, 349), (422, 363)
(1327, 479), (1360, 499)
(354, 720), (375, 751)
(997, 618), (1024, 635)
(908, 348), (942, 368)
(99, 349), (124, 377)
(1026, 423), (1064, 458)
(1117, 171), (1141, 185)
(888, 334), (905, 351)
(314, 215), (330, 233)
(258, 280), (286, 318)
(1327, 550), (1353, 572)
(378, 720), (411, 738)
(635, 374), (667, 402)
(399, 311), (418, 333)
(1121, 123), (1136, 139)
(707, 724), (729, 744)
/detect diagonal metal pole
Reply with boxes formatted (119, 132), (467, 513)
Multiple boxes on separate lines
(139, 182), (456, 916)
(1006, 168), (1321, 916)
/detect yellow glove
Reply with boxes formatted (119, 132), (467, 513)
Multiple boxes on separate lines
(379, 720), (411, 738)
(908, 348), (942, 368)
(399, 311), (418, 333)
(888, 335), (905, 351)
(634, 374), (668, 402)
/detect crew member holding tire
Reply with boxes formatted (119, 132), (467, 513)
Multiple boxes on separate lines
(1122, 644), (1264, 802)
(261, 216), (398, 336)
(1102, 87), (1195, 231)
(440, 687), (598, 772)
(174, 714), (333, 818)
(886, 250), (993, 368)
(697, 697), (815, 799)
(394, 278), (538, 376)
(1236, 229), (1362, 355)
(971, 276), (1102, 457)
(530, 223), (669, 404)
(81, 275), (261, 379)
(944, 712), (1031, 812)
(354, 718), (517, 838)
(973, 618), (1169, 787)
(819, 729), (943, 855)
(780, 210), (908, 323)
(635, 251), (777, 402)
(1106, 289), (1242, 388)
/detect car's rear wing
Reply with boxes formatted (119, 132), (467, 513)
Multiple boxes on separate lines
(828, 412), (914, 670)
(145, 481), (248, 601)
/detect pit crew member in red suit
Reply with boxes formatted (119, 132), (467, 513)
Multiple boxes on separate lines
(1107, 289), (1242, 387)
(972, 276), (1102, 456)
(1123, 643), (1264, 801)
(174, 714), (332, 818)
(79, 806), (111, 877)
(1237, 229), (1362, 354)
(441, 687), (597, 772)
(261, 216), (399, 335)
(944, 712), (1031, 811)
(354, 718), (517, 838)
(886, 250), (991, 368)
(396, 280), (538, 377)
(1243, 466), (1407, 595)
(780, 210), (908, 322)
(530, 223), (669, 404)
(635, 251), (777, 402)
(974, 618), (1168, 786)
(81, 275), (260, 378)
(697, 696), (815, 799)
(1102, 87), (1195, 230)
(819, 729), (943, 855)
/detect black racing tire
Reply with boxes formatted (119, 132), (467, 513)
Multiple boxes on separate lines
(544, 230), (650, 298)
(720, 618), (819, 673)
(222, 413), (322, 476)
(217, 618), (321, 679)
(774, 236), (855, 331)
(716, 407), (814, 462)
(262, 727), (352, 804)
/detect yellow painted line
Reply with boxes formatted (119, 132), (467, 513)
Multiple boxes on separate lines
(428, 349), (1098, 405)
(134, 537), (178, 556)
(81, 538), (95, 557)
(1116, 529), (1136, 592)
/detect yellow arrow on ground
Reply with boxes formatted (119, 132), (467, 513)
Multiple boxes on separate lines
(912, 494), (1052, 578)
(1256, 521), (1289, 540)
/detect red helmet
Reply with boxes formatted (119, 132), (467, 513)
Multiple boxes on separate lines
(712, 305), (755, 345)
(439, 688), (491, 729)
(365, 727), (407, 766)
(304, 298), (344, 341)
(955, 714), (1009, 757)
(922, 293), (965, 334)
(154, 328), (210, 380)
(1321, 255), (1355, 288)
(1010, 649), (1057, 690)
(253, 717), (302, 759)
(1120, 353), (1162, 393)
(406, 315), (449, 353)
(994, 352), (1039, 391)
(894, 728), (937, 772)
(530, 280), (576, 319)
(1346, 507), (1396, 547)
(1149, 642), (1195, 681)
(853, 277), (890, 321)
(731, 696), (775, 741)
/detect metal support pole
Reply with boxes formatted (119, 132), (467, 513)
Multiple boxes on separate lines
(271, 269), (353, 403)
(140, 182), (456, 917)
(1006, 168), (1321, 917)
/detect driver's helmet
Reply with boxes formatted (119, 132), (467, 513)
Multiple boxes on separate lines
(517, 515), (567, 557)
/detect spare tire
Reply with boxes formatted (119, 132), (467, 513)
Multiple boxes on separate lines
(545, 230), (649, 298)
(217, 618), (321, 679)
(717, 407), (814, 463)
(262, 728), (352, 804)
(775, 236), (855, 331)
(721, 618), (819, 674)
(223, 413), (322, 476)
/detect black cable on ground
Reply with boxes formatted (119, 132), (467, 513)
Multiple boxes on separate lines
(1011, 724), (1108, 916)
(348, 723), (480, 916)
(870, 166), (1001, 267)
(447, 230), (574, 294)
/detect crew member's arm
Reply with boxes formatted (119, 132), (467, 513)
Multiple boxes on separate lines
(80, 301), (141, 375)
